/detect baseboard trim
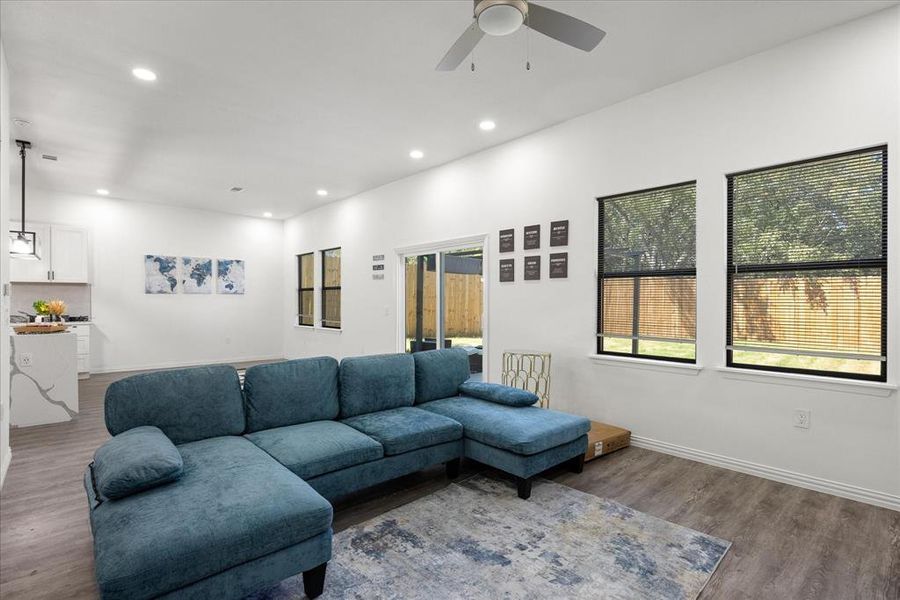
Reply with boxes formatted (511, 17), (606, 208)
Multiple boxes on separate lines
(630, 435), (900, 512)
(0, 447), (11, 490)
(90, 355), (285, 375)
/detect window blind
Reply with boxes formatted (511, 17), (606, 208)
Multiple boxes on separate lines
(727, 146), (887, 381)
(597, 181), (697, 362)
(297, 253), (314, 326)
(321, 247), (341, 329)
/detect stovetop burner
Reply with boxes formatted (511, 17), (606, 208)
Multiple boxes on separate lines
(65, 315), (90, 322)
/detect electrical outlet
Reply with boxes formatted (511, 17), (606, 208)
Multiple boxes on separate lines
(793, 409), (811, 429)
(19, 352), (34, 367)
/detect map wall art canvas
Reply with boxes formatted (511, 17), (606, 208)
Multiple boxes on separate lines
(144, 255), (179, 294)
(217, 259), (245, 294)
(181, 257), (213, 294)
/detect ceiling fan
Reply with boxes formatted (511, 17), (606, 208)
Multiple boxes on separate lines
(436, 0), (606, 71)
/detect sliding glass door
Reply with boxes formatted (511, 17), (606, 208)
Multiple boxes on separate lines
(403, 245), (484, 379)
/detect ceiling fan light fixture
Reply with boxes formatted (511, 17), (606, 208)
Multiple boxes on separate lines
(476, 0), (526, 36)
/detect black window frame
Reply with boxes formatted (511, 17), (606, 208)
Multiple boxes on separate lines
(726, 145), (888, 382)
(320, 247), (341, 329)
(297, 252), (314, 327)
(596, 180), (698, 364)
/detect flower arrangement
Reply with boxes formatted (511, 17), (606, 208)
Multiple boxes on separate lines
(47, 299), (67, 318)
(33, 299), (67, 321)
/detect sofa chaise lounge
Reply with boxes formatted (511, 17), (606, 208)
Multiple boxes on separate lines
(84, 348), (589, 599)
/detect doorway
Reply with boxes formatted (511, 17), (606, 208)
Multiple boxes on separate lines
(399, 240), (486, 381)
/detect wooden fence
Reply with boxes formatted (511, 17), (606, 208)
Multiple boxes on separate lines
(602, 273), (881, 354)
(405, 264), (483, 339)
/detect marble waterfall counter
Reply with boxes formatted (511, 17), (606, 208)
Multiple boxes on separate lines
(10, 331), (79, 426)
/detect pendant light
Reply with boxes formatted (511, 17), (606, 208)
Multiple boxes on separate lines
(9, 139), (40, 260)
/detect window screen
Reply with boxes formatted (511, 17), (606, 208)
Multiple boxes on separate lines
(727, 146), (887, 381)
(321, 247), (341, 329)
(597, 181), (697, 362)
(297, 252), (314, 326)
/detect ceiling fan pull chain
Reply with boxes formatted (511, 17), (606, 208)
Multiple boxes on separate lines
(525, 7), (532, 71)
(471, 24), (476, 72)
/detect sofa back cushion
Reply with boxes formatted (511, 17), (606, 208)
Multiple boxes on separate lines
(339, 353), (415, 418)
(413, 348), (470, 403)
(105, 365), (245, 444)
(242, 357), (340, 433)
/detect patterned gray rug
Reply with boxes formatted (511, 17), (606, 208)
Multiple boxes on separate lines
(250, 475), (730, 600)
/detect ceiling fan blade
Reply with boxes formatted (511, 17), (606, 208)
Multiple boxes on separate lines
(526, 2), (606, 52)
(436, 22), (485, 71)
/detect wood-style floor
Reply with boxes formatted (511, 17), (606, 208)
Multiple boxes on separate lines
(1, 366), (898, 599)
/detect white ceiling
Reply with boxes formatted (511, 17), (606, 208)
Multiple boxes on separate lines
(1, 0), (895, 219)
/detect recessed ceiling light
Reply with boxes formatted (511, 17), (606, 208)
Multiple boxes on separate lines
(263, 212), (273, 218)
(230, 186), (244, 192)
(316, 189), (328, 197)
(409, 149), (424, 160)
(96, 189), (110, 196)
(479, 120), (496, 131)
(131, 67), (157, 81)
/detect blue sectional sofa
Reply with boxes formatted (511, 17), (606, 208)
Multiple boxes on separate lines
(84, 349), (589, 599)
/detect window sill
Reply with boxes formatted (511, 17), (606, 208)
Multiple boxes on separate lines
(588, 354), (702, 375)
(293, 325), (343, 333)
(713, 366), (896, 397)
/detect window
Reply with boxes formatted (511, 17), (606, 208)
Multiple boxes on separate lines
(597, 181), (697, 362)
(321, 247), (341, 328)
(727, 146), (887, 381)
(297, 252), (314, 326)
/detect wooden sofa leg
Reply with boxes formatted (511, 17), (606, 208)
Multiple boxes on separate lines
(569, 453), (585, 474)
(303, 562), (327, 599)
(516, 477), (533, 500)
(445, 458), (461, 479)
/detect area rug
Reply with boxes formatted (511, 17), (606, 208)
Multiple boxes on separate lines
(249, 475), (730, 600)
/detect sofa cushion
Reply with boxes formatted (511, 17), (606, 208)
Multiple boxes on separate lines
(339, 353), (415, 418)
(458, 381), (538, 407)
(243, 357), (340, 433)
(105, 365), (245, 445)
(86, 436), (332, 600)
(245, 420), (383, 479)
(92, 426), (183, 500)
(420, 396), (590, 455)
(341, 406), (463, 456)
(412, 348), (471, 404)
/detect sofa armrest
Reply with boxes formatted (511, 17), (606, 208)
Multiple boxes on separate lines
(457, 382), (538, 407)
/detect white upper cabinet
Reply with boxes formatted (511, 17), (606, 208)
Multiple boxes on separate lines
(50, 225), (89, 282)
(9, 223), (90, 283)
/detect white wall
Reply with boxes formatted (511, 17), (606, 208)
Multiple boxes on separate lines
(1, 39), (12, 487)
(16, 189), (285, 373)
(284, 8), (900, 508)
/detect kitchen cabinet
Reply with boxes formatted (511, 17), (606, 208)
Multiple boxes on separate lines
(68, 324), (91, 379)
(50, 225), (90, 282)
(10, 222), (90, 283)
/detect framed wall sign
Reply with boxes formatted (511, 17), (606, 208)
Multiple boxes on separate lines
(524, 255), (541, 281)
(499, 229), (515, 253)
(550, 220), (569, 247)
(499, 258), (515, 282)
(549, 253), (568, 279)
(372, 264), (384, 271)
(524, 224), (540, 250)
